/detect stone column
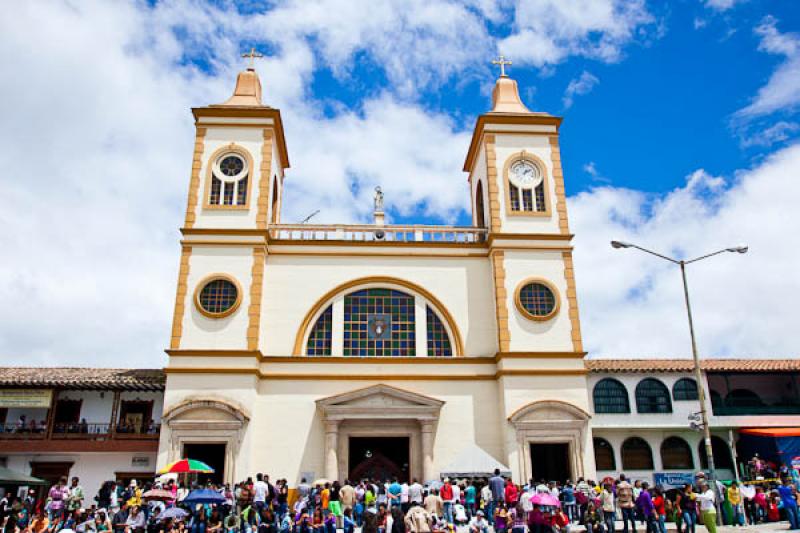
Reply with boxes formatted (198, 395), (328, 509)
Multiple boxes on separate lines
(420, 420), (435, 482)
(324, 420), (340, 481)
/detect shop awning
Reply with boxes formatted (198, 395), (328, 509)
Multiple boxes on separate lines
(0, 466), (47, 485)
(740, 428), (800, 437)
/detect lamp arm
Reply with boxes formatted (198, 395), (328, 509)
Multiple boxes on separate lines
(685, 249), (730, 264)
(628, 244), (680, 264)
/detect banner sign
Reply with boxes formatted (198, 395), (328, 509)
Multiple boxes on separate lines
(0, 389), (52, 408)
(654, 472), (695, 489)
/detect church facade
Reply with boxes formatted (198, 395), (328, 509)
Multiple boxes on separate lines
(158, 66), (596, 485)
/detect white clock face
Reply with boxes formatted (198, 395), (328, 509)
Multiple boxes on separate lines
(510, 160), (541, 187)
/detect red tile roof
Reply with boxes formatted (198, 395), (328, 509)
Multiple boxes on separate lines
(0, 368), (165, 390)
(585, 358), (800, 373)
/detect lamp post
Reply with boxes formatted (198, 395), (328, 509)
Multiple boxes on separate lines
(610, 240), (747, 518)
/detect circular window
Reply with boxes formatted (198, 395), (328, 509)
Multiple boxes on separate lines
(214, 153), (247, 180)
(195, 276), (242, 318)
(515, 279), (559, 321)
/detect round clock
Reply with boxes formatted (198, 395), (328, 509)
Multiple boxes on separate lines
(510, 160), (542, 187)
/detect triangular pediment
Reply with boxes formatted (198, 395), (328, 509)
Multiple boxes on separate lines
(317, 384), (443, 409)
(316, 384), (444, 421)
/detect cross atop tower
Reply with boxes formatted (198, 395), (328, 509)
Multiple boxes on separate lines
(242, 47), (264, 69)
(492, 55), (512, 77)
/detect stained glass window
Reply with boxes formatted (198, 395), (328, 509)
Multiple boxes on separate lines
(306, 305), (332, 356)
(223, 182), (234, 205)
(535, 182), (546, 212)
(635, 378), (673, 413)
(343, 289), (415, 356)
(210, 177), (222, 205)
(518, 282), (556, 318)
(509, 186), (520, 211)
(198, 278), (239, 316)
(426, 306), (452, 357)
(522, 188), (533, 210)
(593, 378), (630, 414)
(237, 176), (248, 205)
(220, 155), (244, 177)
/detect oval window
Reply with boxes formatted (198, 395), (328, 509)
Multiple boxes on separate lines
(195, 277), (241, 318)
(516, 280), (558, 321)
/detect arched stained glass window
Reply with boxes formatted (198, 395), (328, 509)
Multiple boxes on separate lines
(636, 378), (673, 413)
(426, 306), (452, 357)
(661, 436), (694, 469)
(306, 305), (332, 356)
(594, 438), (616, 471)
(621, 437), (654, 470)
(673, 378), (699, 401)
(593, 378), (630, 414)
(343, 289), (415, 356)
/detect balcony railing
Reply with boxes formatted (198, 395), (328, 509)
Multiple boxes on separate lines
(269, 224), (487, 243)
(0, 422), (161, 440)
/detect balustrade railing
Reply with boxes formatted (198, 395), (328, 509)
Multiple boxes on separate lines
(269, 224), (487, 243)
(0, 421), (161, 440)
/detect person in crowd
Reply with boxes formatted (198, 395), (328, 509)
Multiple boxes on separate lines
(651, 487), (666, 533)
(600, 481), (615, 533)
(492, 503), (508, 533)
(617, 475), (635, 533)
(726, 481), (745, 527)
(487, 470), (505, 524)
(635, 482), (657, 533)
(466, 510), (488, 533)
(342, 507), (356, 533)
(125, 506), (146, 533)
(778, 477), (800, 529)
(48, 477), (70, 521)
(695, 482), (716, 533)
(582, 502), (603, 533)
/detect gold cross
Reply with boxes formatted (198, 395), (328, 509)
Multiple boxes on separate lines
(242, 47), (264, 68)
(492, 55), (512, 77)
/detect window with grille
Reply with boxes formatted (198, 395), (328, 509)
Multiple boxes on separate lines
(426, 306), (452, 357)
(594, 438), (616, 471)
(661, 437), (693, 469)
(306, 305), (332, 356)
(621, 437), (654, 470)
(197, 278), (240, 317)
(672, 378), (699, 401)
(507, 157), (546, 213)
(208, 153), (249, 207)
(636, 378), (673, 413)
(517, 281), (557, 320)
(344, 289), (415, 356)
(593, 379), (630, 414)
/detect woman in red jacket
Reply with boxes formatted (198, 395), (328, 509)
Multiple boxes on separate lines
(503, 481), (518, 508)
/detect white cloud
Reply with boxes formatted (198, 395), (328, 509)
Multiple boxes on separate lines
(736, 16), (800, 118)
(739, 121), (800, 147)
(703, 0), (747, 12)
(498, 0), (654, 67)
(571, 144), (800, 357)
(563, 71), (599, 108)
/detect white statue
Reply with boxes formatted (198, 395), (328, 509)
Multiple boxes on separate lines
(374, 186), (384, 212)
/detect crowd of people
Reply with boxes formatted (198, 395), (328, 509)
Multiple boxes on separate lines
(1, 469), (799, 533)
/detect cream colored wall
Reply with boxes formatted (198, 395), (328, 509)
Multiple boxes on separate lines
(492, 133), (560, 234)
(246, 379), (504, 483)
(179, 246), (254, 350)
(503, 249), (574, 352)
(192, 127), (266, 230)
(259, 255), (498, 356)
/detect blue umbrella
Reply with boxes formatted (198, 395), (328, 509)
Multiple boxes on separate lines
(182, 488), (226, 505)
(159, 508), (189, 521)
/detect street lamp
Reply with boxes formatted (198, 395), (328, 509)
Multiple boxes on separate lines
(610, 240), (748, 517)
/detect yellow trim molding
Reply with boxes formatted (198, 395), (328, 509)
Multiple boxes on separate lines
(169, 245), (193, 350)
(193, 273), (244, 319)
(292, 276), (465, 357)
(163, 367), (588, 380)
(255, 129), (274, 229)
(514, 277), (561, 322)
(463, 114), (563, 172)
(491, 251), (510, 352)
(246, 247), (266, 350)
(201, 143), (255, 211)
(183, 128), (207, 229)
(562, 250), (584, 352)
(549, 135), (571, 234)
(484, 134), (502, 232)
(502, 151), (552, 218)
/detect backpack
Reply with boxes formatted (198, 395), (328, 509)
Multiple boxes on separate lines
(575, 491), (588, 505)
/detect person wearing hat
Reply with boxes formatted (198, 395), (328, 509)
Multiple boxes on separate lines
(467, 510), (489, 533)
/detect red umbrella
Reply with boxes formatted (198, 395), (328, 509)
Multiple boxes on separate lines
(531, 493), (561, 507)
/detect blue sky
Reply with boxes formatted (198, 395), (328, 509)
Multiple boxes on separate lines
(0, 0), (799, 366)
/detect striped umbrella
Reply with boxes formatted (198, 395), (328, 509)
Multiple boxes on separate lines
(158, 459), (215, 474)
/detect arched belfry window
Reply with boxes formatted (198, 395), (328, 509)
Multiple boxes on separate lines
(475, 180), (486, 228)
(299, 280), (459, 357)
(504, 152), (548, 214)
(206, 146), (251, 207)
(593, 378), (630, 414)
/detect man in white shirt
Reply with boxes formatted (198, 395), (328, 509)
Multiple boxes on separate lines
(519, 488), (533, 515)
(468, 511), (489, 533)
(401, 482), (410, 512)
(253, 473), (269, 512)
(409, 479), (424, 506)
